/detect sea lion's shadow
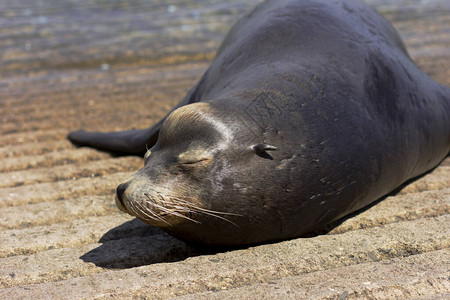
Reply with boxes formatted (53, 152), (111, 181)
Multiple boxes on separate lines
(79, 218), (224, 269)
(80, 214), (358, 270)
(80, 203), (380, 270)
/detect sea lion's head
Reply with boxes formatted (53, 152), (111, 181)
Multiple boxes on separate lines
(115, 101), (284, 246)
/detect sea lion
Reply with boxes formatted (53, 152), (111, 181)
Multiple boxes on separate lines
(68, 0), (450, 246)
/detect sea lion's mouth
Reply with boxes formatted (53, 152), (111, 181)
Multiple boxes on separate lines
(117, 191), (199, 227)
(120, 190), (242, 228)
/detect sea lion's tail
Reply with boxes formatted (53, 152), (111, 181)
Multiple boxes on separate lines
(67, 126), (158, 156)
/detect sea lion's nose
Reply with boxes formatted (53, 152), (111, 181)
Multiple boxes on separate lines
(116, 182), (128, 209)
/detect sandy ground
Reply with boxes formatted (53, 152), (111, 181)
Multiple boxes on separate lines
(0, 0), (449, 299)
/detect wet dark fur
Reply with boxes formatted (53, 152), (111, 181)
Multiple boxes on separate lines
(69, 0), (450, 246)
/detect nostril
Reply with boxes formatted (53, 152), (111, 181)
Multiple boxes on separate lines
(116, 183), (128, 206)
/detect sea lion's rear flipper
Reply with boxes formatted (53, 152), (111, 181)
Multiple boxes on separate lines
(68, 122), (161, 155)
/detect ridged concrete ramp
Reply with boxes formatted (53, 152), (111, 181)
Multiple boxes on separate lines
(1, 0), (449, 299)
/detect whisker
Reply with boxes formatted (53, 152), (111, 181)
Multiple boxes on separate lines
(143, 193), (239, 226)
(134, 200), (172, 226)
(143, 194), (190, 224)
(171, 196), (243, 216)
(151, 202), (201, 224)
(145, 193), (199, 223)
(192, 209), (239, 226)
(169, 197), (239, 227)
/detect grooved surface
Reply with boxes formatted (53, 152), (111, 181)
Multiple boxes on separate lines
(1, 0), (449, 299)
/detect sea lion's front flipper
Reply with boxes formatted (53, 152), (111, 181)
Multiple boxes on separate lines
(68, 121), (162, 155)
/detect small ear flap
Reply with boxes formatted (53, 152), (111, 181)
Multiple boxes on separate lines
(252, 143), (278, 153)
